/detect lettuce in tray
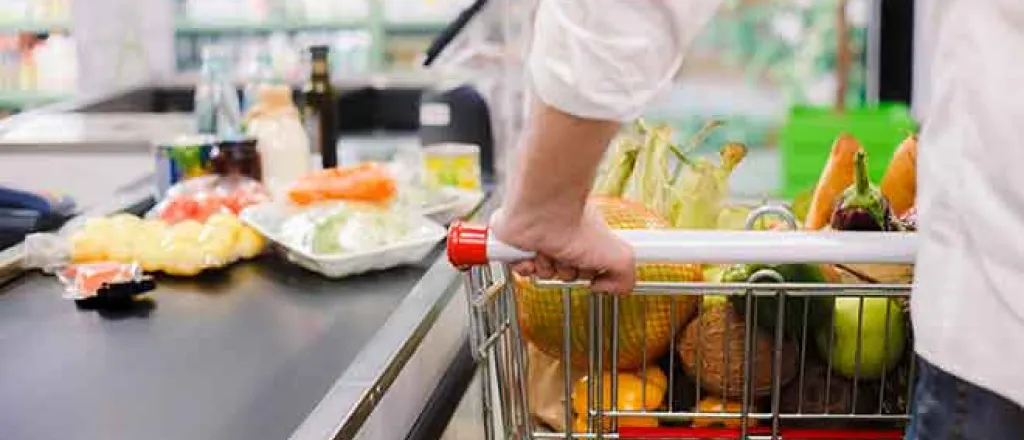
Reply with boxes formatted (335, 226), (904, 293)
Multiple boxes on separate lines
(240, 201), (445, 278)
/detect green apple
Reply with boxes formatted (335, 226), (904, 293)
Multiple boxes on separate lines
(816, 297), (907, 379)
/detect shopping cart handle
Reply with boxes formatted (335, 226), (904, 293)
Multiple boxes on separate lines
(447, 222), (918, 267)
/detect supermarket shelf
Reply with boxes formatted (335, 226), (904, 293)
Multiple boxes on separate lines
(385, 21), (447, 34)
(175, 19), (367, 33)
(0, 20), (71, 33)
(174, 19), (446, 35)
(0, 91), (71, 109)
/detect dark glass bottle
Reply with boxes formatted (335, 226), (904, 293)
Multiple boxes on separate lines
(211, 136), (262, 182)
(303, 45), (338, 169)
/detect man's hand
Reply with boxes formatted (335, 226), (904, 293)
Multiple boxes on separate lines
(491, 204), (635, 294)
(493, 102), (635, 294)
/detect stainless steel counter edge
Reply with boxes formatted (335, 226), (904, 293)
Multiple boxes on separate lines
(288, 252), (465, 440)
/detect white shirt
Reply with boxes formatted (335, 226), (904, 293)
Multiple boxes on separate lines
(529, 0), (1024, 407)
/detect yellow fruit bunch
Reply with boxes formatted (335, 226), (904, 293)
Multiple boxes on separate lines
(70, 213), (266, 277)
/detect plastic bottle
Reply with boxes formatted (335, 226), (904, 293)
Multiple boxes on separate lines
(241, 48), (276, 114)
(245, 84), (311, 198)
(195, 46), (243, 136)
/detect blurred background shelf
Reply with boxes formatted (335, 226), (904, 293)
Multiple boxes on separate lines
(0, 90), (70, 109)
(384, 21), (447, 34)
(175, 19), (365, 34)
(0, 19), (69, 32)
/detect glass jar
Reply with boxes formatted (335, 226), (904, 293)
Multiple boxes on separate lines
(211, 136), (262, 182)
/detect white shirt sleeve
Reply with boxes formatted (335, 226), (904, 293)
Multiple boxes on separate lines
(528, 0), (724, 121)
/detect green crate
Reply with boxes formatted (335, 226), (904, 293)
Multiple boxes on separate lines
(779, 103), (917, 198)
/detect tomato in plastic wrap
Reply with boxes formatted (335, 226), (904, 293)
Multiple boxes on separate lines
(191, 192), (228, 223)
(155, 176), (269, 223)
(223, 186), (269, 214)
(158, 197), (199, 224)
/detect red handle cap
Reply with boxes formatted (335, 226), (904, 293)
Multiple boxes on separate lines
(447, 221), (489, 268)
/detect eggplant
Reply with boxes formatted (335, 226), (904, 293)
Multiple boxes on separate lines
(830, 150), (895, 231)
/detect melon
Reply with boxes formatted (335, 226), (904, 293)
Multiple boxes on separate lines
(515, 197), (702, 370)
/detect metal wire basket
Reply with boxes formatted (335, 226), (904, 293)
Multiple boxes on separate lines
(449, 207), (917, 440)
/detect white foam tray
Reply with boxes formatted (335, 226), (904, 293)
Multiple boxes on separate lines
(240, 203), (446, 278)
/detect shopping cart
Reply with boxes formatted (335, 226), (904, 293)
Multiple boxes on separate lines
(448, 207), (918, 440)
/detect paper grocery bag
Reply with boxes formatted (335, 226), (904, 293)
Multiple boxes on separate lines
(527, 343), (586, 432)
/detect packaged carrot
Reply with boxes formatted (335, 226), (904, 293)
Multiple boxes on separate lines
(287, 162), (398, 206)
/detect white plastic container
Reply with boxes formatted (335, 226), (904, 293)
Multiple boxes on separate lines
(245, 84), (311, 199)
(240, 203), (446, 278)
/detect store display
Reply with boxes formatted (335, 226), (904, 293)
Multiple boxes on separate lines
(287, 162), (396, 206)
(829, 151), (894, 231)
(246, 84), (312, 198)
(179, 0), (367, 25)
(181, 0), (269, 23)
(383, 0), (463, 25)
(240, 201), (446, 278)
(880, 134), (918, 219)
(0, 32), (76, 98)
(0, 0), (71, 24)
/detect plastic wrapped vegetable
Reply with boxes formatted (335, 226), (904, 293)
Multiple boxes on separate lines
(279, 202), (415, 256)
(56, 262), (155, 303)
(287, 162), (397, 206)
(153, 175), (270, 224)
(65, 212), (265, 277)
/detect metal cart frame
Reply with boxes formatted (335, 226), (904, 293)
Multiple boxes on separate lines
(449, 208), (917, 440)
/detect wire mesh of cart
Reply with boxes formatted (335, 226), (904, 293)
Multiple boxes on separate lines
(448, 206), (918, 440)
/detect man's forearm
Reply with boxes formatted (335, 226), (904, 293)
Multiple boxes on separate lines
(501, 102), (620, 243)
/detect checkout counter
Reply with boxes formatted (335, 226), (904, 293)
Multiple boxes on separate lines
(0, 76), (491, 440)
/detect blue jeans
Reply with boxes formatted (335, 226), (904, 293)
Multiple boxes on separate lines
(906, 358), (1024, 440)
